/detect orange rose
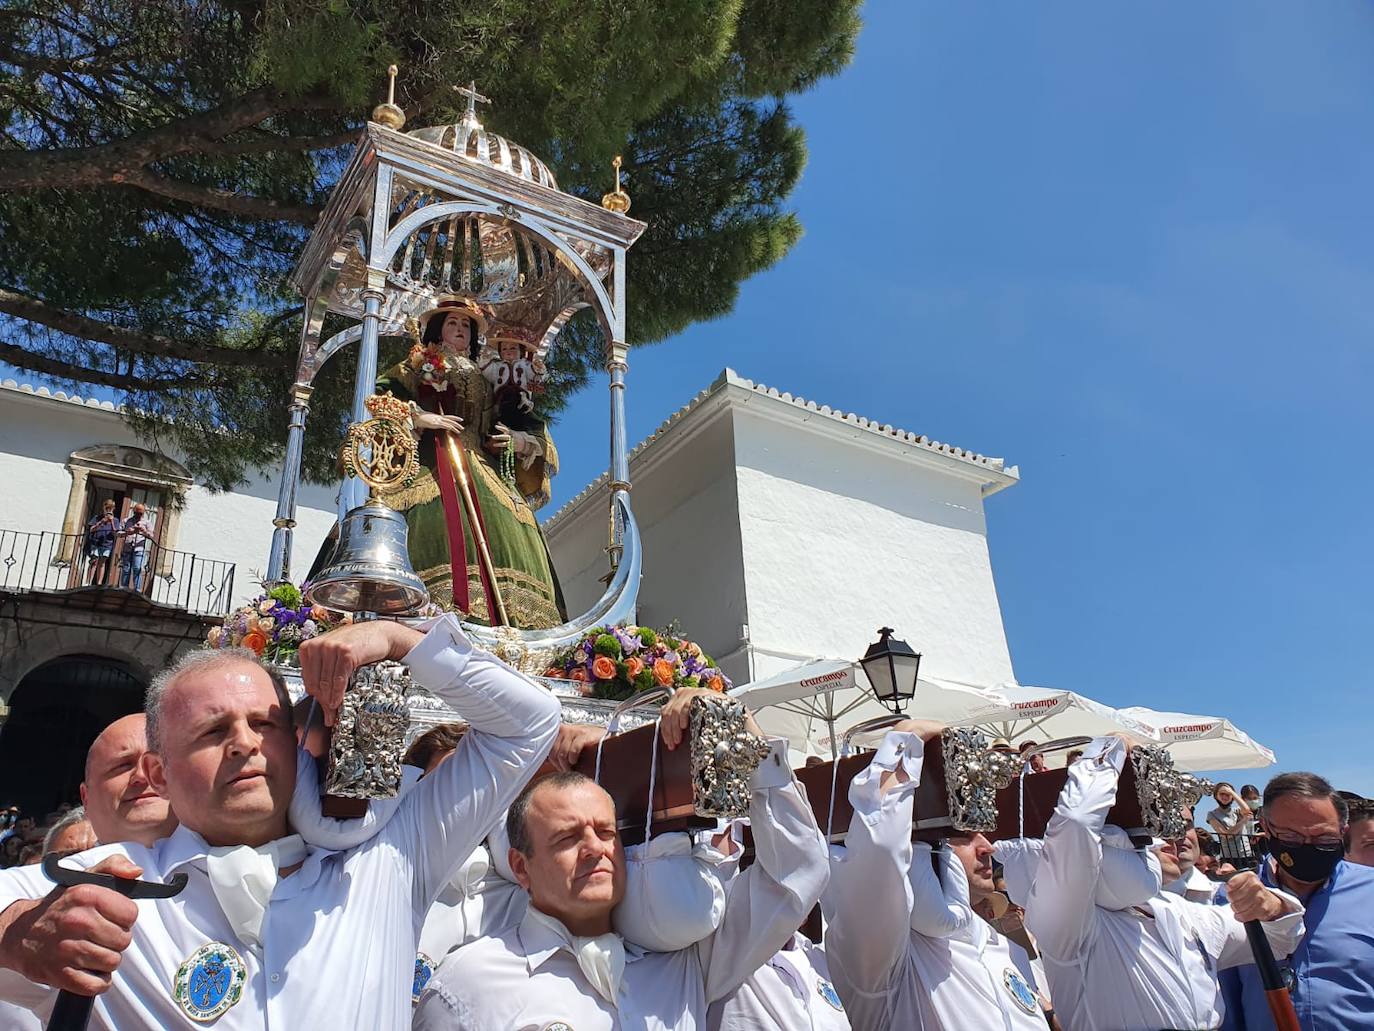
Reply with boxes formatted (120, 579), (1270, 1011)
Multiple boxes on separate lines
(591, 656), (618, 681)
(625, 657), (645, 679)
(653, 659), (676, 686)
(241, 629), (268, 656)
(705, 675), (724, 693)
(543, 667), (564, 679)
(570, 667), (589, 683)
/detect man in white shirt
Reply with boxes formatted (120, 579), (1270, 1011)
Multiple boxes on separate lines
(413, 688), (830, 1031)
(0, 615), (560, 1028)
(79, 714), (179, 848)
(823, 722), (1047, 1031)
(1022, 735), (1306, 1031)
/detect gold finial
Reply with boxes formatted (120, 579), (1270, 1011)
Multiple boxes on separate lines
(454, 81), (491, 127)
(372, 64), (406, 130)
(601, 155), (631, 214)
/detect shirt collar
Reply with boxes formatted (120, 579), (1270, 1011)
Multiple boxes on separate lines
(517, 907), (645, 975)
(157, 824), (335, 890)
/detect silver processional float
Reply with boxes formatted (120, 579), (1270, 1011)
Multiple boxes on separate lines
(258, 69), (768, 821)
(253, 68), (1211, 843)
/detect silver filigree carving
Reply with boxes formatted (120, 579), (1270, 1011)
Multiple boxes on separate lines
(942, 728), (1022, 832)
(325, 661), (411, 798)
(689, 696), (772, 819)
(1130, 745), (1214, 840)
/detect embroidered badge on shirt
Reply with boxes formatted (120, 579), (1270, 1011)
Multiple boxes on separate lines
(816, 977), (844, 1011)
(1002, 967), (1039, 1015)
(413, 953), (436, 1003)
(540, 1023), (575, 1031)
(173, 942), (247, 1023)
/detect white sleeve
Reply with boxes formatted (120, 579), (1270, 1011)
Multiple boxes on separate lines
(909, 840), (975, 939)
(698, 738), (830, 1003)
(1186, 891), (1306, 970)
(1024, 735), (1127, 962)
(287, 745), (422, 850)
(377, 615), (561, 914)
(821, 731), (924, 1003)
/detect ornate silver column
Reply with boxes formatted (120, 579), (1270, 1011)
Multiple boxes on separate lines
(267, 385), (312, 583)
(607, 341), (630, 567)
(342, 286), (385, 514)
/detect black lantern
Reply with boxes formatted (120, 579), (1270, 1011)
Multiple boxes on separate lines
(860, 627), (922, 715)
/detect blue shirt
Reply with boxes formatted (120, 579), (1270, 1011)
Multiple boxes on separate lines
(1220, 858), (1374, 1030)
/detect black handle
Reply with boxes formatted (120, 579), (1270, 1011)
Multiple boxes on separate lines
(46, 989), (95, 1031)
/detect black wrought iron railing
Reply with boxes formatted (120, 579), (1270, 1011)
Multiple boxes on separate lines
(0, 529), (236, 617)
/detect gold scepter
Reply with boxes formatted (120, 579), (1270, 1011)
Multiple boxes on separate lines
(441, 430), (510, 627)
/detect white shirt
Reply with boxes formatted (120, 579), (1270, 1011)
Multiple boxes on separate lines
(0, 616), (560, 1030)
(412, 740), (829, 1031)
(415, 845), (528, 996)
(1024, 736), (1305, 1031)
(822, 731), (1046, 1031)
(1166, 867), (1223, 904)
(708, 931), (851, 1031)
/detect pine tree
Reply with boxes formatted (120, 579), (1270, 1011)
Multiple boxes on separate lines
(0, 0), (860, 487)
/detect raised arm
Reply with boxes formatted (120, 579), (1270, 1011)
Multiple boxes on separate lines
(821, 729), (927, 1017)
(298, 615), (560, 913)
(693, 702), (828, 1003)
(1024, 735), (1127, 962)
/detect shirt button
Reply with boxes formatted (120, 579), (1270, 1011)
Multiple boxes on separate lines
(271, 973), (280, 983)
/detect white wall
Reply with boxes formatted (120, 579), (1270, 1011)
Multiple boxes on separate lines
(0, 385), (338, 608)
(732, 405), (1016, 687)
(544, 407), (753, 686)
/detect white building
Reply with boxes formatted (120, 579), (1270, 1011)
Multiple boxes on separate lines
(0, 378), (336, 812)
(544, 368), (1020, 697)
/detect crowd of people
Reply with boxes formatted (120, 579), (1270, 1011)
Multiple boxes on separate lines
(0, 618), (1369, 1029)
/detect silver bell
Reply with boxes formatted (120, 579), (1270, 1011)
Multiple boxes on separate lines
(305, 500), (429, 615)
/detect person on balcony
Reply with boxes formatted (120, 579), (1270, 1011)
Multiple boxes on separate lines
(84, 500), (118, 586)
(115, 503), (154, 591)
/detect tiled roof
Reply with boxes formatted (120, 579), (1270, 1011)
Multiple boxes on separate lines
(544, 368), (1018, 526)
(0, 378), (122, 412)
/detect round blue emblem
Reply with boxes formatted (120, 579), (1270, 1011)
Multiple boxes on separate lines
(816, 977), (844, 1011)
(1002, 967), (1039, 1014)
(173, 942), (247, 1023)
(413, 953), (436, 1003)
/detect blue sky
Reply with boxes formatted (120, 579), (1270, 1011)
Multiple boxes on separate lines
(546, 0), (1374, 801)
(5, 3), (1370, 802)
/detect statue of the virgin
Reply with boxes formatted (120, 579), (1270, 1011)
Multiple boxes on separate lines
(372, 295), (565, 628)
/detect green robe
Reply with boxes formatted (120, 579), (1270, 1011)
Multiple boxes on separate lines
(375, 356), (566, 629)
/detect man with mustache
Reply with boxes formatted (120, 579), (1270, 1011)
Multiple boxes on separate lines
(0, 615), (560, 1028)
(823, 721), (1048, 1031)
(413, 688), (829, 1030)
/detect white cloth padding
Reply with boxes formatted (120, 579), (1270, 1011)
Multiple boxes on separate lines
(994, 831), (1161, 912)
(487, 814), (517, 883)
(612, 831), (727, 952)
(288, 745), (422, 850)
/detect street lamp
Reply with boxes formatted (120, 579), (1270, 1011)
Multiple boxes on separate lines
(860, 627), (922, 715)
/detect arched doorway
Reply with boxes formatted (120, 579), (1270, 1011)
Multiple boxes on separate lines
(0, 656), (145, 817)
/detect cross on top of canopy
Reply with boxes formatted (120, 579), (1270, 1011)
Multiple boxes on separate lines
(289, 82), (645, 387)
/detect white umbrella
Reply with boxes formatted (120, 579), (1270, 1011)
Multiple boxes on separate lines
(731, 658), (1010, 758)
(1116, 707), (1276, 772)
(960, 684), (1161, 753)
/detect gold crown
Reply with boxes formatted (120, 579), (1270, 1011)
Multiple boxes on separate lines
(365, 391), (412, 423)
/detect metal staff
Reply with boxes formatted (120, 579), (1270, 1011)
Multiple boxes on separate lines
(442, 431), (510, 626)
(42, 855), (188, 1030)
(1243, 919), (1301, 1031)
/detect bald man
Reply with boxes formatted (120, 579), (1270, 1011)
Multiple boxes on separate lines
(79, 714), (177, 846)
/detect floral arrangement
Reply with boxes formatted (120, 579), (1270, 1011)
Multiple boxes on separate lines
(206, 581), (350, 666)
(544, 625), (731, 701)
(408, 343), (450, 391)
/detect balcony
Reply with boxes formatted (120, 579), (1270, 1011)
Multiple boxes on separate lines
(0, 528), (236, 618)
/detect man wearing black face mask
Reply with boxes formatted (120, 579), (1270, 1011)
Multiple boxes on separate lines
(1219, 771), (1374, 1030)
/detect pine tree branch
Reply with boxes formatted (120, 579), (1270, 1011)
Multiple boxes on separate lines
(0, 339), (200, 392)
(123, 170), (322, 225)
(0, 86), (346, 190)
(0, 287), (290, 368)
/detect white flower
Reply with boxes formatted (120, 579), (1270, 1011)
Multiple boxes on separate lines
(259, 616), (275, 633)
(257, 599), (275, 614)
(302, 619), (319, 639)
